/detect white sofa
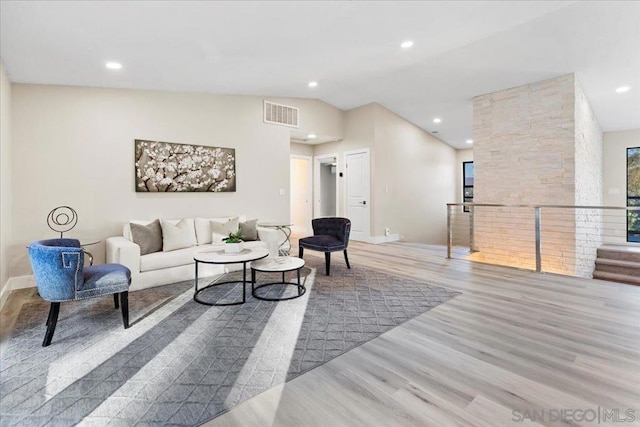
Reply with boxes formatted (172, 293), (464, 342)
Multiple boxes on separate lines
(106, 217), (279, 291)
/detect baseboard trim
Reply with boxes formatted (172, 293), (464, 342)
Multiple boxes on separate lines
(0, 275), (36, 312)
(369, 234), (400, 244)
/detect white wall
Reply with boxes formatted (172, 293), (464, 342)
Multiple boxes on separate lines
(270, 97), (344, 139)
(10, 84), (300, 277)
(0, 63), (12, 307)
(313, 103), (458, 244)
(372, 104), (457, 243)
(314, 103), (376, 222)
(290, 142), (314, 157)
(604, 129), (640, 206)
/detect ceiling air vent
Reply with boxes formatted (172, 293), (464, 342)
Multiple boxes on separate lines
(264, 100), (299, 128)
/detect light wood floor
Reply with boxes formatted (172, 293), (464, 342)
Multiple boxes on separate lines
(2, 240), (638, 426)
(205, 239), (640, 426)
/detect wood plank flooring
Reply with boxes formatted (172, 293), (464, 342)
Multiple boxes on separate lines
(204, 239), (640, 426)
(1, 239), (638, 426)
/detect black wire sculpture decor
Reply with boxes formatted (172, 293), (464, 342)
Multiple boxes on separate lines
(47, 206), (78, 238)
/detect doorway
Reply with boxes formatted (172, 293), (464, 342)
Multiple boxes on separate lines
(290, 155), (312, 233)
(314, 153), (339, 218)
(344, 149), (370, 242)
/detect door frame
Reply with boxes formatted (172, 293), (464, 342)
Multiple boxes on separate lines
(290, 154), (313, 234)
(344, 148), (371, 242)
(313, 153), (339, 218)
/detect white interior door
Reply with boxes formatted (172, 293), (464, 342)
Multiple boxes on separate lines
(345, 149), (370, 242)
(290, 156), (312, 233)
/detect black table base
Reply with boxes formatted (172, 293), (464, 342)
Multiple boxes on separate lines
(194, 261), (249, 306)
(251, 268), (305, 301)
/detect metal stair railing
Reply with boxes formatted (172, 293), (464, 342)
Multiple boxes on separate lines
(446, 203), (640, 278)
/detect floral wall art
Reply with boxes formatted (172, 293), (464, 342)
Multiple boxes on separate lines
(135, 139), (236, 192)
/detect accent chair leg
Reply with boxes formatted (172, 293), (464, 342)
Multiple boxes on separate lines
(113, 293), (119, 309)
(299, 246), (304, 258)
(344, 249), (351, 269)
(325, 252), (331, 276)
(43, 302), (60, 347)
(120, 291), (130, 329)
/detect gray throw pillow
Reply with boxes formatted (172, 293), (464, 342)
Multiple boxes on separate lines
(240, 219), (259, 241)
(211, 217), (240, 243)
(130, 220), (163, 255)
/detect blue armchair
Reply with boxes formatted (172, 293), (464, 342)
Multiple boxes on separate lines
(28, 238), (132, 347)
(298, 217), (351, 275)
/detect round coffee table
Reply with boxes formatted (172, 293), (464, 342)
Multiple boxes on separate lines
(194, 247), (269, 306)
(251, 256), (306, 301)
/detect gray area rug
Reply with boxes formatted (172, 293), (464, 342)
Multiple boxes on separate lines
(0, 257), (459, 426)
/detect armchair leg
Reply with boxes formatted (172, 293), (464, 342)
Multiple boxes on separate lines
(113, 294), (119, 309)
(43, 302), (60, 347)
(120, 291), (130, 329)
(344, 249), (351, 269)
(325, 252), (331, 276)
(299, 247), (304, 258)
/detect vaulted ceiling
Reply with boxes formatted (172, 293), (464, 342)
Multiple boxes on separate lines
(1, 1), (639, 148)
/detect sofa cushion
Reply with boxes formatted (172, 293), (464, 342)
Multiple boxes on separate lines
(161, 218), (197, 251)
(211, 217), (240, 244)
(139, 240), (268, 273)
(130, 220), (163, 255)
(141, 245), (201, 272)
(195, 217), (233, 245)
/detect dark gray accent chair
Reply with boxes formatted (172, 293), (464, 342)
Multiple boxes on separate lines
(298, 217), (351, 276)
(28, 238), (132, 347)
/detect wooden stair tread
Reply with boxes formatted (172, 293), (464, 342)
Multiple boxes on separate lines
(595, 258), (640, 268)
(598, 244), (640, 254)
(593, 270), (640, 285)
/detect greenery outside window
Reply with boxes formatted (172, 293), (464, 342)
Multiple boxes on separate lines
(463, 161), (474, 213)
(628, 147), (640, 243)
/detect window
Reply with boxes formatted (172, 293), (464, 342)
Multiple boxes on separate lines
(628, 147), (640, 243)
(463, 161), (474, 212)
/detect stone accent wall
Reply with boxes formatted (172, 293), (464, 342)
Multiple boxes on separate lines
(573, 78), (604, 277)
(472, 74), (602, 277)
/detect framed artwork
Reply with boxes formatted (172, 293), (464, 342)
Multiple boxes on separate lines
(134, 139), (236, 192)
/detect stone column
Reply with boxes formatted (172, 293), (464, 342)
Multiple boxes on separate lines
(472, 74), (602, 277)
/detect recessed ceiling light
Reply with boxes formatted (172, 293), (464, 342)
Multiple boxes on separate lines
(401, 40), (414, 49)
(308, 81), (318, 88)
(466, 139), (473, 144)
(307, 134), (317, 139)
(616, 86), (630, 93)
(105, 62), (122, 70)
(433, 118), (441, 124)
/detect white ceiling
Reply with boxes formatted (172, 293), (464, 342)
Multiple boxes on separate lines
(1, 1), (639, 149)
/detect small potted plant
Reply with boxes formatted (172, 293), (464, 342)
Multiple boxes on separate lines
(223, 230), (244, 253)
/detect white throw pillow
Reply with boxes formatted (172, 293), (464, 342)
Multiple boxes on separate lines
(161, 218), (197, 251)
(211, 217), (240, 244)
(194, 217), (235, 245)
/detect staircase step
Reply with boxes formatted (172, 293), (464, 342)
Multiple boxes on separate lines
(597, 244), (640, 263)
(594, 258), (640, 276)
(592, 270), (640, 286)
